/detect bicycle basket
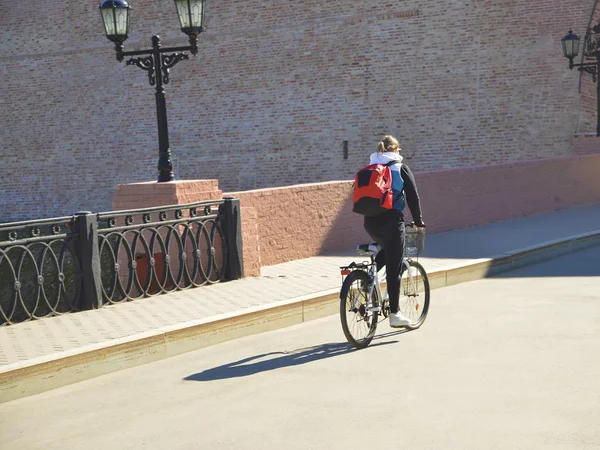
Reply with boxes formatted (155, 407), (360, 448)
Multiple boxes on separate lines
(404, 227), (425, 256)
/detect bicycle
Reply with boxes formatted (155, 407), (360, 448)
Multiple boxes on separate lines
(339, 223), (430, 349)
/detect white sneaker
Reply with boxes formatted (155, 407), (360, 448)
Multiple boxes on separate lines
(389, 311), (411, 328)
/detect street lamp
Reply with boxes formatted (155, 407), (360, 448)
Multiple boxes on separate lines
(562, 24), (600, 136)
(99, 0), (205, 182)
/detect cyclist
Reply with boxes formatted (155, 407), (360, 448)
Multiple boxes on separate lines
(363, 135), (426, 328)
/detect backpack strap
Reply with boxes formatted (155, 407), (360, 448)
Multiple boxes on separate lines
(386, 160), (401, 167)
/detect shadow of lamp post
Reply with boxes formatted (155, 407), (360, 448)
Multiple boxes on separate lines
(99, 0), (205, 182)
(562, 25), (600, 136)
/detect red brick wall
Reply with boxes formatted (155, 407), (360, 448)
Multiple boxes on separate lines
(229, 154), (600, 268)
(1, 0), (599, 222)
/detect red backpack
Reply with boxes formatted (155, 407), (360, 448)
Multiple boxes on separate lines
(352, 161), (400, 217)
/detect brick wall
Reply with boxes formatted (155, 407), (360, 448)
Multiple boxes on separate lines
(577, 6), (600, 134)
(1, 0), (599, 222)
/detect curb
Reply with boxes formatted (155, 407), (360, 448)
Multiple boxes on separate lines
(427, 229), (600, 290)
(2, 230), (600, 404)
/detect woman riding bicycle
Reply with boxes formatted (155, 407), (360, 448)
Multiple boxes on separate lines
(363, 135), (426, 328)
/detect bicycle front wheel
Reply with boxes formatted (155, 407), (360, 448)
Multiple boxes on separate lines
(399, 261), (430, 330)
(340, 269), (378, 349)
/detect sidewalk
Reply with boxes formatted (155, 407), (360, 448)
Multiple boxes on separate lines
(2, 203), (600, 403)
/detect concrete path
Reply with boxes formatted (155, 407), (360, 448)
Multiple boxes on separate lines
(1, 203), (600, 403)
(2, 245), (599, 449)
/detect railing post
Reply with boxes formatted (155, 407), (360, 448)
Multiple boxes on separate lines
(73, 212), (103, 310)
(222, 197), (244, 280)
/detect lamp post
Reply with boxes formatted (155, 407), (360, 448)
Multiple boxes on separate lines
(562, 24), (600, 137)
(99, 0), (205, 182)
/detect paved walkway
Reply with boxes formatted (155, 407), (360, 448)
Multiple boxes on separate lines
(4, 247), (600, 449)
(1, 203), (600, 401)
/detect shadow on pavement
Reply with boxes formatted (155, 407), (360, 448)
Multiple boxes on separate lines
(322, 204), (600, 261)
(487, 244), (600, 279)
(184, 339), (400, 382)
(374, 328), (412, 340)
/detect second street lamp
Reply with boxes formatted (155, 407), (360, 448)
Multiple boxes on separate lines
(562, 24), (600, 137)
(99, 0), (205, 182)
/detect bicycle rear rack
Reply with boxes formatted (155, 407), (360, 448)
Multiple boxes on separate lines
(340, 260), (372, 276)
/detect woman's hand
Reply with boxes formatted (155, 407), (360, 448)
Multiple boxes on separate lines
(407, 221), (426, 231)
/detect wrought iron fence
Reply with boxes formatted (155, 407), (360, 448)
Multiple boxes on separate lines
(0, 197), (243, 326)
(98, 201), (229, 303)
(0, 217), (81, 325)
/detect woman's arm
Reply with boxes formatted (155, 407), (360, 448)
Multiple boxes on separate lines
(401, 164), (425, 226)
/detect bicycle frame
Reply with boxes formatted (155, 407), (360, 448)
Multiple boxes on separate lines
(365, 262), (382, 312)
(345, 247), (415, 314)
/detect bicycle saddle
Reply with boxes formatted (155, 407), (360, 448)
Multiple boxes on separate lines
(357, 243), (381, 254)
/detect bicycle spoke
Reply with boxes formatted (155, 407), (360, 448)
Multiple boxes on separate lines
(340, 269), (378, 348)
(398, 261), (430, 329)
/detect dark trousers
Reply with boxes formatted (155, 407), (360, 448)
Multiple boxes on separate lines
(363, 210), (405, 313)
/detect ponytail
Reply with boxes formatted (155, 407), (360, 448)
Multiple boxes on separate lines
(377, 135), (400, 153)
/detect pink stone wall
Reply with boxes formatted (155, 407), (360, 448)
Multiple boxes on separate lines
(112, 180), (222, 211)
(413, 154), (600, 233)
(111, 154), (600, 274)
(240, 206), (261, 277)
(228, 154), (600, 268)
(573, 135), (600, 155)
(229, 182), (360, 268)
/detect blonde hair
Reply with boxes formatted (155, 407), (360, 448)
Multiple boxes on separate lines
(377, 135), (400, 154)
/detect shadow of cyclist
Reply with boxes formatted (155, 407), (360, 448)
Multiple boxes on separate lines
(184, 338), (403, 382)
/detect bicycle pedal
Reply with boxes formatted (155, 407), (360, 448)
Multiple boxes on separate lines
(367, 306), (381, 312)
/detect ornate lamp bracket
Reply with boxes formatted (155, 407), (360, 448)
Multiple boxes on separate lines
(579, 63), (598, 83)
(126, 55), (156, 85)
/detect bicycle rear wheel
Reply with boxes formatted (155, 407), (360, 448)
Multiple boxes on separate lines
(340, 269), (378, 349)
(399, 260), (430, 330)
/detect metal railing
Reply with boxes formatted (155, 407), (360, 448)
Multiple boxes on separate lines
(0, 197), (243, 325)
(0, 216), (81, 324)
